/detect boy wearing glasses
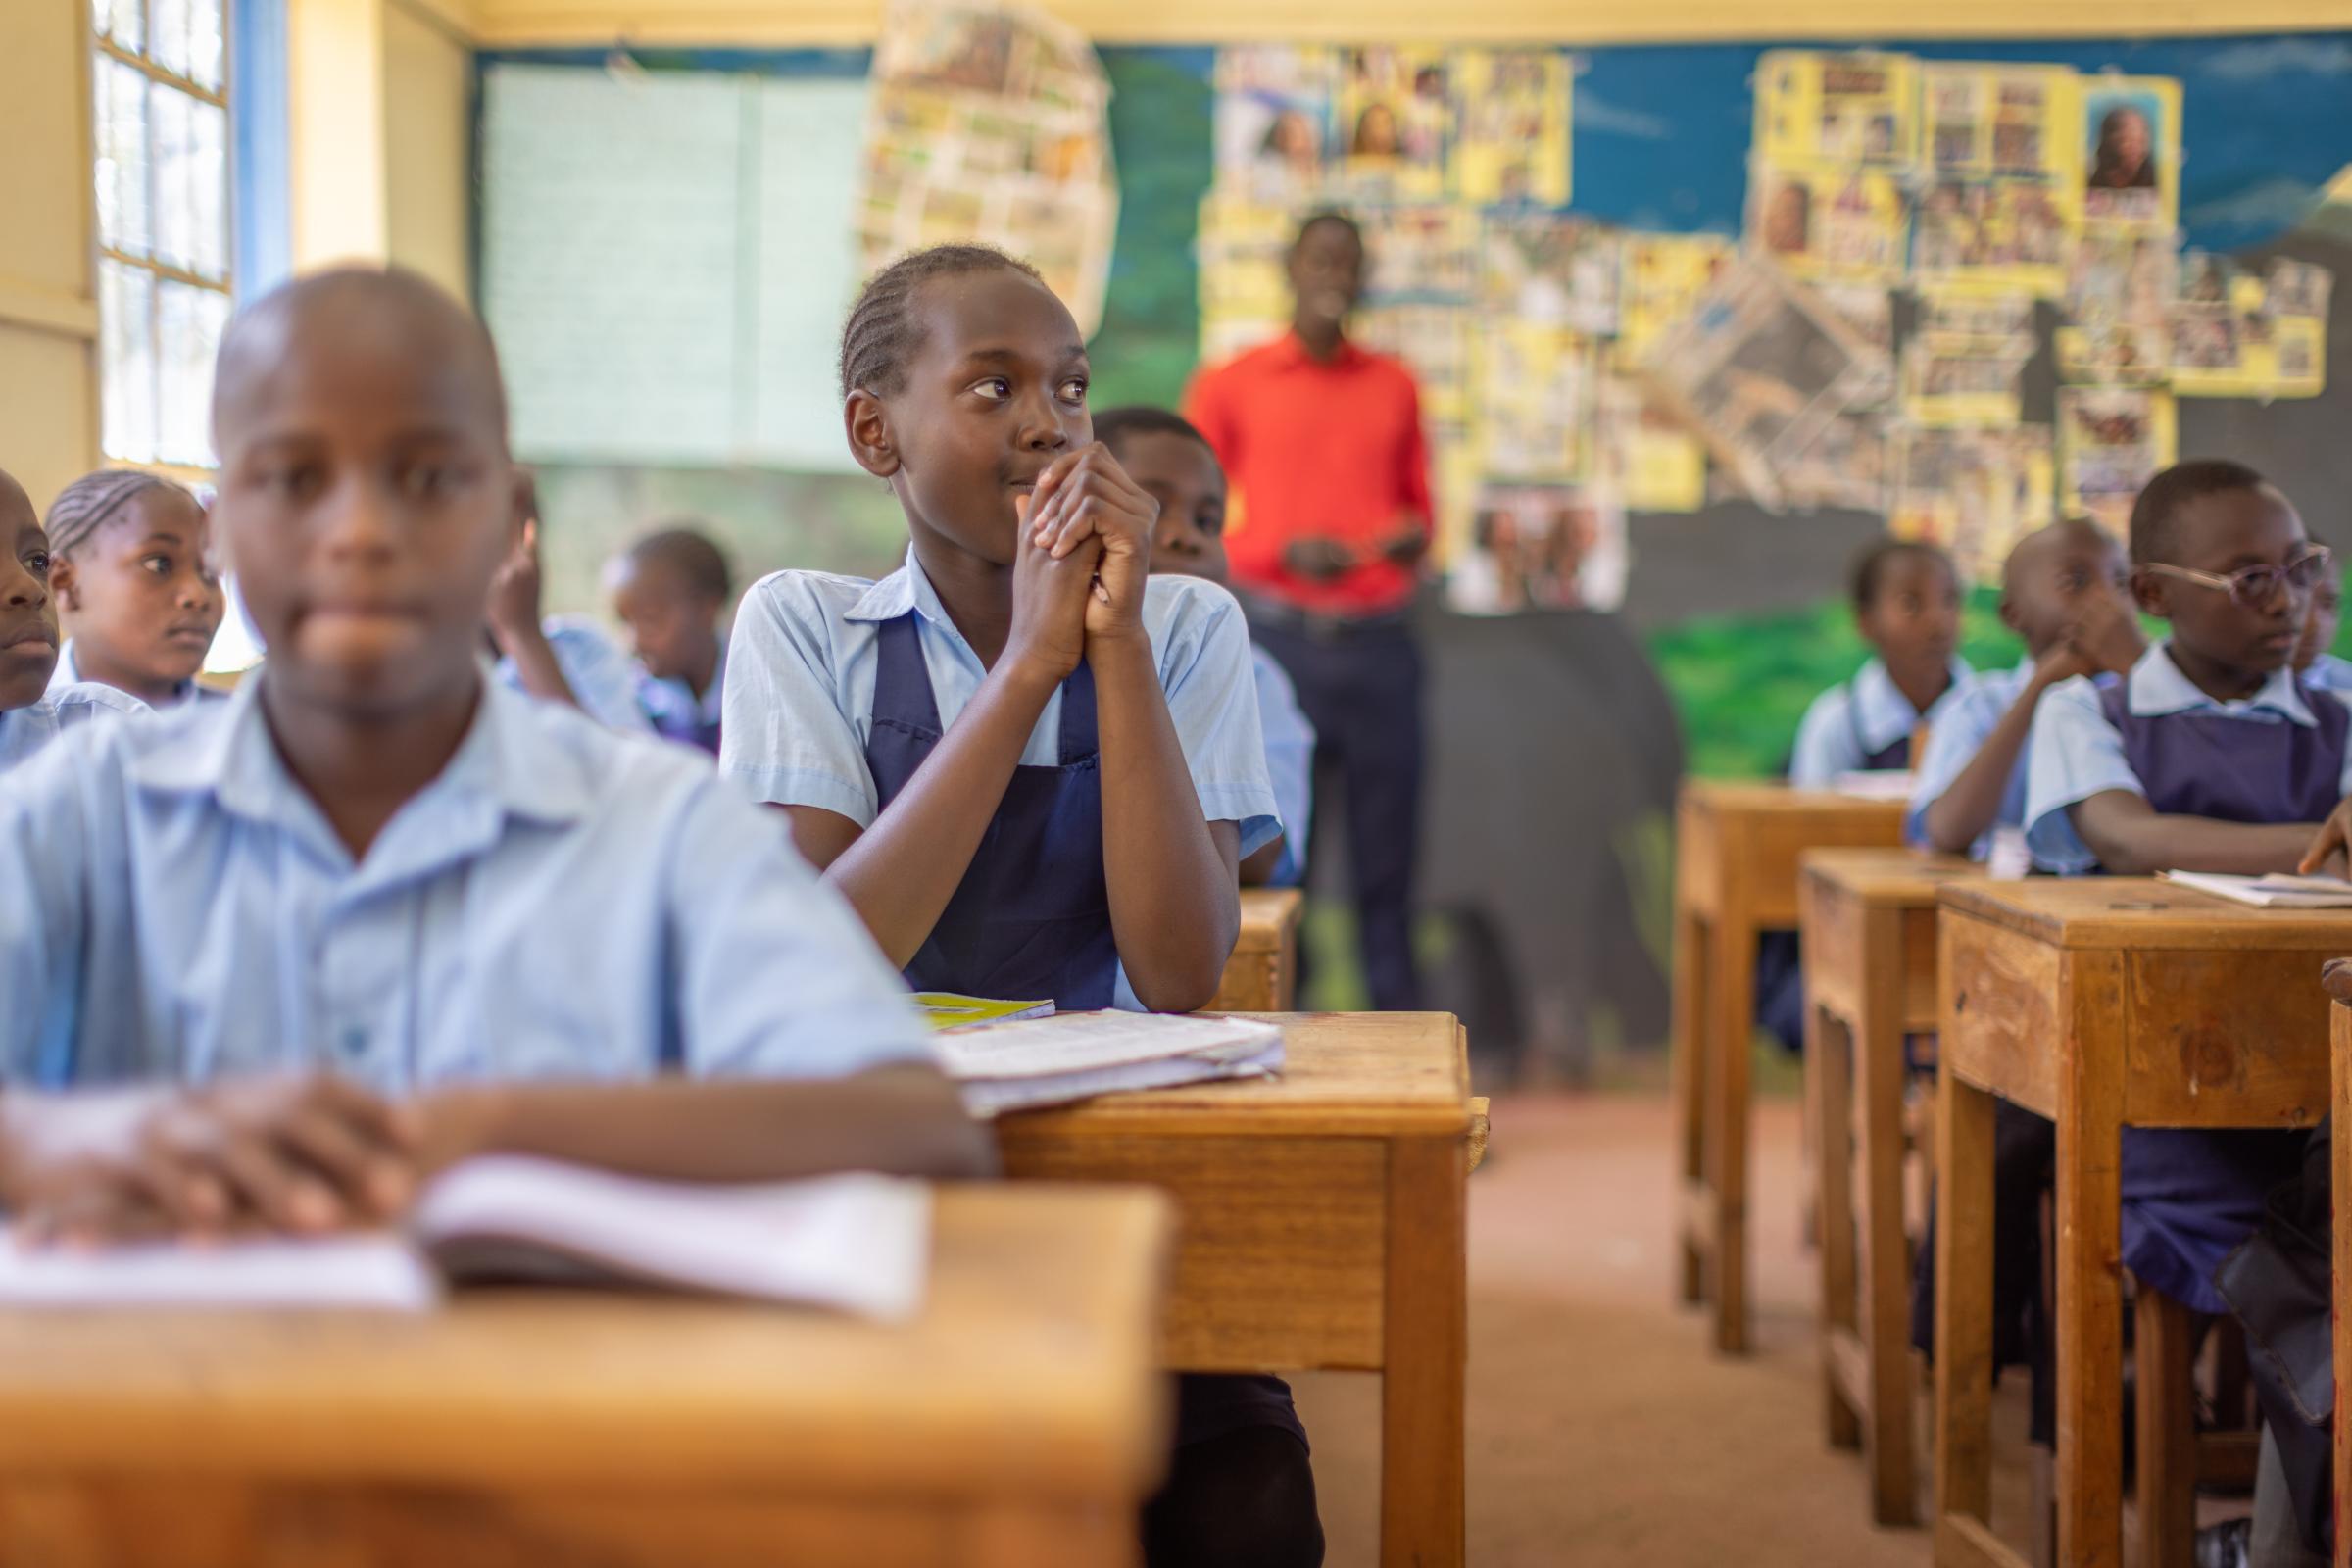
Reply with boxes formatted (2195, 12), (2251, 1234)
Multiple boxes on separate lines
(2019, 458), (2338, 1324)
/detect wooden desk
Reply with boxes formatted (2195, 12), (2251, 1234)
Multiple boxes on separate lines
(0, 1186), (1173, 1568)
(1209, 888), (1305, 1013)
(1935, 880), (2339, 1568)
(1674, 779), (1908, 1353)
(1799, 846), (1978, 1526)
(996, 1011), (1473, 1568)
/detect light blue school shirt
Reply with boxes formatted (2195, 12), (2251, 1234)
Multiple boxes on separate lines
(0, 674), (934, 1092)
(495, 614), (654, 735)
(720, 551), (1282, 1012)
(0, 682), (148, 773)
(1252, 643), (1315, 888)
(2304, 651), (2352, 692)
(1904, 659), (2034, 859)
(2023, 641), (2352, 874)
(1788, 656), (1976, 787)
(46, 639), (228, 708)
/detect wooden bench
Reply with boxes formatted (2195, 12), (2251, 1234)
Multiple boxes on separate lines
(1799, 845), (1979, 1525)
(1935, 879), (2340, 1568)
(1673, 778), (1908, 1352)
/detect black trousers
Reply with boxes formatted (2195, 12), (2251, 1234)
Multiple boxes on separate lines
(1250, 616), (1425, 1012)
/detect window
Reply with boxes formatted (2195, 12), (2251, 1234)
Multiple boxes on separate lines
(93, 0), (233, 470)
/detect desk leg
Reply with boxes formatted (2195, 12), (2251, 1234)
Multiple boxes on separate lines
(1935, 1064), (1996, 1553)
(2056, 956), (2128, 1568)
(1383, 1133), (1467, 1568)
(1810, 990), (1861, 1450)
(2333, 1008), (2352, 1568)
(2133, 1288), (2197, 1568)
(1857, 908), (1918, 1527)
(1673, 904), (1709, 1306)
(1706, 917), (1757, 1354)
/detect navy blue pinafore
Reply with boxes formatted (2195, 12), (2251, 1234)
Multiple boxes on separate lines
(862, 610), (1307, 1450)
(2103, 678), (2346, 1314)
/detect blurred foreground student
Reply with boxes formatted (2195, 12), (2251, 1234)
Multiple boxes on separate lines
(1757, 538), (1973, 1052)
(0, 268), (987, 1249)
(720, 246), (1311, 1568)
(611, 525), (733, 756)
(1094, 404), (1313, 887)
(1907, 518), (2143, 858)
(0, 469), (145, 772)
(2022, 459), (2344, 1319)
(42, 469), (225, 709)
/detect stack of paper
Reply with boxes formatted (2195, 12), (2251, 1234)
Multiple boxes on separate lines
(2160, 871), (2352, 908)
(936, 1011), (1287, 1116)
(0, 1157), (931, 1319)
(914, 993), (1055, 1029)
(1829, 770), (1916, 802)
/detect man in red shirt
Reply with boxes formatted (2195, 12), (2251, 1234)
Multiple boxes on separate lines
(1185, 211), (1432, 1009)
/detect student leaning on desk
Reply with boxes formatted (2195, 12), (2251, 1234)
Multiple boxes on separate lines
(0, 267), (990, 1249)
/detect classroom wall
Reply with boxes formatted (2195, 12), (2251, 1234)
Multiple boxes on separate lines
(0, 0), (101, 514)
(385, 0), (475, 299)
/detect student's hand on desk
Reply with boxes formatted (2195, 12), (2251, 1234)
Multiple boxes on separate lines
(6, 1073), (419, 1247)
(1006, 492), (1102, 683)
(2296, 797), (2352, 876)
(1026, 443), (1158, 645)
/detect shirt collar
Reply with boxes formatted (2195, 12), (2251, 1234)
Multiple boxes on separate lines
(1851, 656), (1974, 753)
(125, 673), (597, 830)
(50, 639), (199, 707)
(2127, 640), (2320, 726)
(1265, 330), (1367, 370)
(844, 547), (961, 635)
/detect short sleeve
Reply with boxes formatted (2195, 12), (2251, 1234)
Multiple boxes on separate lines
(2023, 675), (2137, 874)
(1152, 578), (1282, 857)
(1183, 363), (1237, 468)
(667, 777), (936, 1079)
(718, 575), (882, 826)
(0, 734), (97, 1086)
(1788, 685), (1858, 788)
(1396, 376), (1435, 530)
(1250, 650), (1316, 886)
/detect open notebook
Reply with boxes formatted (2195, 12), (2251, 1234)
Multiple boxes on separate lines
(2160, 871), (2352, 909)
(938, 1010), (1287, 1116)
(0, 1156), (930, 1319)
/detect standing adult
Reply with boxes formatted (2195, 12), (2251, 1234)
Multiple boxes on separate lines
(1185, 211), (1432, 1010)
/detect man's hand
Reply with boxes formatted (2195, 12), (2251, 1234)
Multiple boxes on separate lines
(1283, 537), (1358, 582)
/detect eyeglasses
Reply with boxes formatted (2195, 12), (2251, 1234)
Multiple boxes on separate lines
(2141, 547), (2334, 608)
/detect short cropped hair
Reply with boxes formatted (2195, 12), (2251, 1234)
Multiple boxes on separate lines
(2128, 459), (2272, 565)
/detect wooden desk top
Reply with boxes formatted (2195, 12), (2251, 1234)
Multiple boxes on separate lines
(0, 1186), (1172, 1499)
(1235, 888), (1303, 956)
(1940, 878), (2352, 952)
(997, 1011), (1471, 1140)
(1680, 778), (1912, 821)
(1800, 846), (1978, 906)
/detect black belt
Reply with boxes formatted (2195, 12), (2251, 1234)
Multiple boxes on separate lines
(1240, 594), (1415, 641)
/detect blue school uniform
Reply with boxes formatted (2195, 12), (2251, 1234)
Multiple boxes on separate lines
(1903, 659), (2042, 858)
(640, 646), (725, 757)
(1251, 644), (1315, 888)
(719, 551), (1282, 1011)
(1788, 656), (1976, 786)
(0, 682), (147, 773)
(2302, 651), (2352, 692)
(46, 640), (226, 708)
(0, 676), (931, 1094)
(495, 615), (656, 736)
(2022, 641), (2348, 1313)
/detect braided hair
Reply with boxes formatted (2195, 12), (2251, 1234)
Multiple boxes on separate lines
(838, 244), (1044, 400)
(46, 469), (192, 560)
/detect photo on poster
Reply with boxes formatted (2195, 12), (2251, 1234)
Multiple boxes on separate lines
(2059, 228), (2175, 384)
(1482, 215), (1620, 333)
(1446, 483), (1626, 613)
(1911, 180), (2072, 294)
(1452, 49), (1571, 207)
(1213, 45), (1336, 199)
(2060, 387), (2176, 534)
(2081, 77), (2180, 230)
(1753, 50), (1919, 172)
(1745, 166), (1906, 281)
(1337, 46), (1452, 200)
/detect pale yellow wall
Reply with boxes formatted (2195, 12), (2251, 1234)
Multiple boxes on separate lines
(290, 0), (390, 268)
(0, 0), (100, 514)
(385, 0), (474, 301)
